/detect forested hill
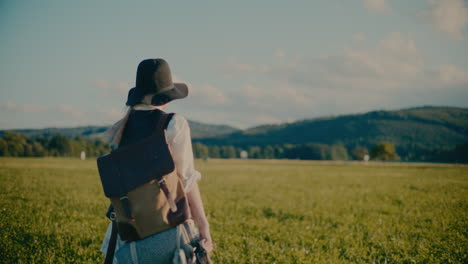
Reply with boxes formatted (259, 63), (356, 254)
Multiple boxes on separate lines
(188, 121), (240, 139)
(1, 106), (466, 162)
(196, 106), (468, 151)
(0, 120), (240, 140)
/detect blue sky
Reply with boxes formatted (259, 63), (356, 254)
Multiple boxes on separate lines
(1, 0), (467, 129)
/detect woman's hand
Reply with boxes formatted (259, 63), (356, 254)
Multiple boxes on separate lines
(200, 239), (213, 253)
(199, 225), (213, 253)
(186, 181), (213, 253)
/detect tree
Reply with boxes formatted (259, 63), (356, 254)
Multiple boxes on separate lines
(248, 146), (262, 159)
(220, 145), (236, 159)
(23, 143), (34, 157)
(94, 140), (111, 157)
(370, 142), (400, 161)
(48, 135), (72, 156)
(352, 146), (368, 160)
(273, 145), (284, 159)
(71, 136), (87, 157)
(208, 145), (220, 158)
(193, 143), (209, 159)
(0, 138), (9, 156)
(293, 143), (330, 160)
(329, 144), (349, 160)
(452, 143), (468, 163)
(36, 136), (49, 149)
(262, 145), (275, 159)
(282, 144), (297, 159)
(32, 142), (47, 157)
(3, 131), (27, 156)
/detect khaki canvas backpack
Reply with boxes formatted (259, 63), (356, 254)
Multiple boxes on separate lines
(97, 113), (190, 242)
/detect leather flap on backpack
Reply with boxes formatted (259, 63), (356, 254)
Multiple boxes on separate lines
(97, 132), (175, 197)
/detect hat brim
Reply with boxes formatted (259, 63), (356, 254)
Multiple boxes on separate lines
(125, 83), (188, 106)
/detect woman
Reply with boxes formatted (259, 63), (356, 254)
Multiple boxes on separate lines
(101, 58), (213, 263)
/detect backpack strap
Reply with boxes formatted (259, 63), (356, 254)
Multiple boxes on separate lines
(154, 112), (175, 136)
(155, 112), (178, 212)
(104, 214), (118, 264)
(165, 113), (175, 129)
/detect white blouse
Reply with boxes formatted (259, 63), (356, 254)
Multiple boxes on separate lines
(164, 112), (202, 193)
(100, 106), (202, 254)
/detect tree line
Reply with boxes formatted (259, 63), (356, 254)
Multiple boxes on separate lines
(0, 131), (397, 161)
(193, 142), (467, 163)
(1, 131), (465, 163)
(193, 142), (401, 161)
(0, 131), (110, 157)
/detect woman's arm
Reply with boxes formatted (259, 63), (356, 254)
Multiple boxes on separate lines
(187, 181), (213, 251)
(165, 114), (213, 252)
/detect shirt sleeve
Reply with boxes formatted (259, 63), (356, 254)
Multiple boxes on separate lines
(165, 114), (202, 193)
(100, 222), (125, 255)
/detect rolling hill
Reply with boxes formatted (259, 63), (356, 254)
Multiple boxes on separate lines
(195, 106), (468, 154)
(0, 120), (240, 141)
(1, 106), (467, 160)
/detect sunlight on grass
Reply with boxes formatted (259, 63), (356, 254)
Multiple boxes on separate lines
(0, 158), (466, 263)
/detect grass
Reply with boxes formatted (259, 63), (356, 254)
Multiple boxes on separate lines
(0, 157), (466, 263)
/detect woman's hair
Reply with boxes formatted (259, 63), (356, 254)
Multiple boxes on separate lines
(106, 106), (132, 148)
(105, 94), (157, 148)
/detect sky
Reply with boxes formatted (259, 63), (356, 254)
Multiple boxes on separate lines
(1, 0), (467, 129)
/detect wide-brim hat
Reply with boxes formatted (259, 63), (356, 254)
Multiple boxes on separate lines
(125, 58), (188, 106)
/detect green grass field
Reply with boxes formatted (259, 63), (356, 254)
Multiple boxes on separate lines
(0, 158), (466, 264)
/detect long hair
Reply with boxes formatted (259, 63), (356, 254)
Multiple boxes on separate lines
(105, 106), (132, 149)
(105, 94), (157, 149)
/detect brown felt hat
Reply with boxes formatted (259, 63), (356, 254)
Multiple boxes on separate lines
(125, 58), (188, 106)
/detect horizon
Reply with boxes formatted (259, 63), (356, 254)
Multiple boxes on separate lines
(1, 0), (468, 130)
(1, 104), (465, 131)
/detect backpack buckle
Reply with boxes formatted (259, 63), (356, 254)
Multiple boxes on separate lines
(109, 212), (116, 221)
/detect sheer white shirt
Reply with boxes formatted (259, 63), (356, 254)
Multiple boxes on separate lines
(100, 106), (201, 254)
(164, 112), (202, 193)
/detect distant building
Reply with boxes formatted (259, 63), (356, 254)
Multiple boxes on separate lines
(364, 154), (370, 162)
(240, 150), (248, 159)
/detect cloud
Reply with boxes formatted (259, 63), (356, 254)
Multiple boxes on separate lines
(352, 32), (367, 43)
(0, 102), (47, 113)
(0, 119), (13, 128)
(232, 63), (257, 73)
(173, 75), (229, 105)
(275, 49), (285, 58)
(91, 79), (131, 96)
(253, 114), (283, 125)
(262, 32), (468, 91)
(191, 84), (229, 105)
(432, 64), (468, 85)
(240, 84), (311, 108)
(115, 81), (131, 92)
(173, 75), (192, 87)
(54, 104), (85, 119)
(426, 0), (468, 40)
(219, 32), (468, 125)
(91, 80), (111, 89)
(95, 107), (127, 122)
(226, 63), (271, 75)
(91, 80), (132, 105)
(363, 0), (390, 13)
(0, 102), (128, 129)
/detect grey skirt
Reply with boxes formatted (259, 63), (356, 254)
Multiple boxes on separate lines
(110, 220), (200, 264)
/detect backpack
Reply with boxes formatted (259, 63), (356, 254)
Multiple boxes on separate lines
(97, 112), (190, 243)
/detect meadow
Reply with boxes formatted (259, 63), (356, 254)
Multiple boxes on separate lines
(0, 157), (466, 264)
